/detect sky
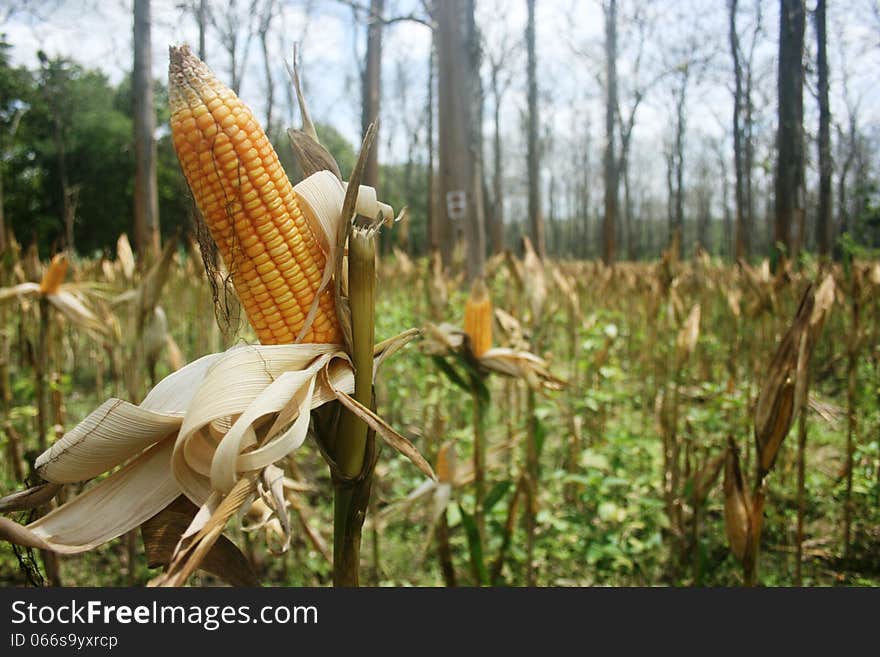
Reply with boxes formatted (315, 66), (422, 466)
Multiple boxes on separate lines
(2, 0), (879, 216)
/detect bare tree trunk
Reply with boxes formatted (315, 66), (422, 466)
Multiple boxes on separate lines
(258, 0), (277, 135)
(362, 0), (383, 190)
(133, 0), (161, 259)
(602, 0), (618, 265)
(696, 181), (711, 251)
(814, 0), (832, 257)
(0, 163), (6, 255)
(744, 67), (756, 253)
(46, 89), (73, 251)
(433, 0), (458, 265)
(464, 0), (487, 278)
(843, 287), (859, 561)
(576, 118), (592, 259)
(719, 145), (733, 258)
(426, 42), (435, 251)
(739, 1), (762, 255)
(616, 98), (642, 261)
(729, 0), (749, 259)
(665, 146), (675, 245)
(673, 72), (687, 258)
(836, 118), (855, 256)
(526, 0), (545, 259)
(774, 0), (806, 264)
(622, 151), (635, 260)
(489, 63), (506, 255)
(198, 0), (208, 61)
(434, 0), (485, 278)
(211, 0), (259, 96)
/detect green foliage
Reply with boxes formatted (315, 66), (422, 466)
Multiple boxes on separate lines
(0, 53), (194, 256)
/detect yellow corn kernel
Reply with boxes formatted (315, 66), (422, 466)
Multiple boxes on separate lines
(168, 45), (340, 345)
(39, 254), (69, 296)
(463, 277), (492, 358)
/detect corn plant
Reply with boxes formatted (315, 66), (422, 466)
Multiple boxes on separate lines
(0, 46), (427, 588)
(723, 274), (835, 585)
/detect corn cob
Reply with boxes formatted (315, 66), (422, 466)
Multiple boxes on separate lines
(168, 45), (340, 345)
(39, 254), (69, 296)
(463, 277), (492, 358)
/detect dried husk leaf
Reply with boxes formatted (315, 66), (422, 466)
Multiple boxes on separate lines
(480, 347), (565, 390)
(393, 247), (415, 277)
(494, 308), (529, 351)
(137, 237), (178, 333)
(521, 236), (547, 321)
(551, 265), (580, 316)
(288, 128), (342, 180)
(754, 285), (815, 476)
(675, 303), (701, 367)
(116, 233), (136, 281)
(809, 273), (835, 338)
(0, 517), (52, 550)
(325, 368), (436, 481)
(427, 248), (448, 321)
(46, 289), (108, 336)
(726, 288), (742, 318)
(171, 343), (349, 503)
(0, 482), (63, 513)
(695, 450), (725, 503)
(142, 496), (258, 587)
(3, 439), (180, 554)
(723, 439), (752, 563)
(435, 441), (456, 484)
(35, 351), (223, 483)
(0, 281), (39, 304)
(151, 475), (257, 587)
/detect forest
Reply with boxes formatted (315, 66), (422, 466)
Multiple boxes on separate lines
(0, 0), (877, 588)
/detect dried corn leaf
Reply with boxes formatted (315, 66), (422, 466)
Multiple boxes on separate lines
(0, 482), (62, 513)
(695, 450), (725, 503)
(4, 440), (180, 554)
(435, 441), (456, 484)
(521, 236), (547, 322)
(675, 303), (701, 367)
(116, 234), (136, 281)
(723, 438), (752, 563)
(151, 476), (257, 587)
(0, 281), (39, 303)
(754, 284), (814, 476)
(47, 289), (108, 336)
(327, 371), (435, 481)
(142, 496), (258, 587)
(35, 351), (223, 483)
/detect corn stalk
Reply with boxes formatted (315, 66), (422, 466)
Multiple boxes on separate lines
(843, 274), (860, 561)
(330, 228), (376, 587)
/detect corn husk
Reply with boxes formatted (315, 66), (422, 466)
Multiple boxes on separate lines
(116, 234), (136, 281)
(0, 333), (431, 560)
(723, 438), (752, 563)
(753, 275), (835, 476)
(675, 303), (701, 367)
(422, 321), (563, 390)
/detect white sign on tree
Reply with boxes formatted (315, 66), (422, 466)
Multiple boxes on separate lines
(446, 190), (466, 221)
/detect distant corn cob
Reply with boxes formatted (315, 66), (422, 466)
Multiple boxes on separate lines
(168, 45), (340, 345)
(39, 254), (69, 296)
(463, 277), (492, 358)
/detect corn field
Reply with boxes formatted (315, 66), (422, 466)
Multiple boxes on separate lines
(0, 43), (878, 589)
(0, 234), (877, 586)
